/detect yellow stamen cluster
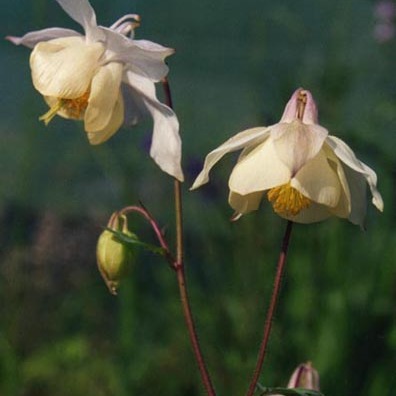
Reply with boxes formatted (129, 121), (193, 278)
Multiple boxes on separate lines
(39, 90), (90, 125)
(61, 90), (90, 119)
(267, 182), (311, 216)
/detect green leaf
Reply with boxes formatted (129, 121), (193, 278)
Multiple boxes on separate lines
(257, 386), (324, 396)
(105, 228), (167, 256)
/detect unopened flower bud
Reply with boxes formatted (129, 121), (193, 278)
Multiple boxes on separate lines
(97, 214), (136, 295)
(272, 362), (320, 396)
(286, 361), (320, 390)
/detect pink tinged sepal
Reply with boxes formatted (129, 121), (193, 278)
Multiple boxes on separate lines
(287, 362), (320, 390)
(280, 88), (319, 124)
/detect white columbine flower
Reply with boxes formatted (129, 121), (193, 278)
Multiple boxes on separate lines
(191, 88), (383, 226)
(7, 0), (183, 181)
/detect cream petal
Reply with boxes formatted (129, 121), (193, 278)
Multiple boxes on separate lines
(30, 36), (105, 98)
(100, 27), (173, 81)
(281, 203), (332, 224)
(191, 127), (270, 190)
(271, 121), (328, 175)
(125, 70), (183, 181)
(56, 0), (104, 41)
(326, 135), (383, 212)
(322, 145), (351, 220)
(228, 190), (264, 215)
(6, 28), (80, 48)
(291, 150), (341, 208)
(336, 165), (367, 227)
(87, 92), (124, 145)
(85, 62), (124, 132)
(229, 138), (290, 195)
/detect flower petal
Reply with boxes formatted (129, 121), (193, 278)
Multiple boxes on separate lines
(6, 28), (80, 48)
(125, 70), (183, 181)
(30, 36), (105, 98)
(280, 203), (332, 223)
(191, 127), (270, 190)
(326, 135), (384, 212)
(56, 0), (103, 41)
(87, 92), (124, 145)
(271, 120), (328, 175)
(228, 138), (290, 195)
(338, 164), (367, 227)
(322, 145), (352, 220)
(100, 27), (173, 81)
(228, 190), (264, 215)
(85, 62), (124, 132)
(291, 149), (341, 208)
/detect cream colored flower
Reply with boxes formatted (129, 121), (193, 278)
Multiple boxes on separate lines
(191, 88), (383, 226)
(7, 0), (183, 181)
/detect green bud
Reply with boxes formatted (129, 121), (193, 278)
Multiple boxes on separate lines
(96, 215), (136, 295)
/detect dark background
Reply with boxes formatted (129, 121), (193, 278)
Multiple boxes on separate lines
(1, 0), (395, 395)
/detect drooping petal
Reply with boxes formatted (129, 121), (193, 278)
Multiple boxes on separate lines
(337, 165), (367, 226)
(100, 27), (173, 81)
(30, 36), (105, 99)
(191, 127), (270, 190)
(271, 120), (328, 175)
(322, 145), (351, 220)
(85, 62), (124, 132)
(87, 92), (124, 145)
(228, 138), (290, 195)
(291, 150), (341, 208)
(6, 28), (80, 48)
(280, 202), (332, 223)
(121, 84), (147, 126)
(228, 190), (264, 215)
(326, 135), (384, 212)
(56, 0), (103, 41)
(125, 70), (183, 181)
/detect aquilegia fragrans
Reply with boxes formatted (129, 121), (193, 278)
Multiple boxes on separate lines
(192, 88), (383, 226)
(7, 0), (183, 181)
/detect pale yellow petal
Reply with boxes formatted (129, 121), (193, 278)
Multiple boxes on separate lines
(30, 36), (104, 99)
(87, 92), (124, 145)
(291, 150), (341, 208)
(228, 190), (264, 215)
(191, 127), (270, 190)
(326, 135), (383, 212)
(281, 203), (332, 223)
(84, 62), (124, 133)
(271, 121), (328, 175)
(322, 144), (351, 220)
(228, 138), (290, 195)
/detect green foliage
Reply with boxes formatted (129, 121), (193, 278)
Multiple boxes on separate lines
(258, 387), (324, 396)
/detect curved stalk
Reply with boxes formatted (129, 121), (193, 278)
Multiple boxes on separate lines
(163, 78), (216, 396)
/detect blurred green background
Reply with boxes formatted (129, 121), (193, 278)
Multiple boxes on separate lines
(1, 0), (395, 395)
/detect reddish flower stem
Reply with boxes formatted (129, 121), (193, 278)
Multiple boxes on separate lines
(162, 78), (216, 396)
(118, 205), (174, 266)
(245, 220), (294, 396)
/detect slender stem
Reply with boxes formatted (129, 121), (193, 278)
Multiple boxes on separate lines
(117, 205), (175, 267)
(246, 220), (294, 396)
(163, 78), (216, 396)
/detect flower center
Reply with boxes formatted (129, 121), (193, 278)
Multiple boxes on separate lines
(39, 91), (90, 125)
(267, 182), (311, 216)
